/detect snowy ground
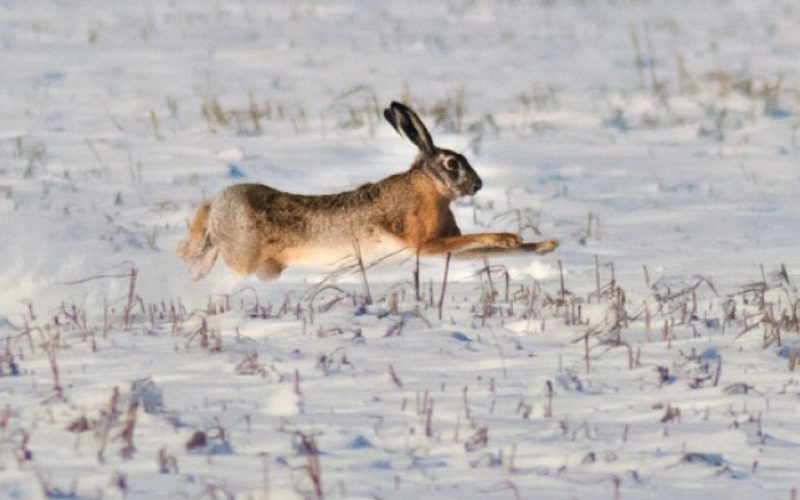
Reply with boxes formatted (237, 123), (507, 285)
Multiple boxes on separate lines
(2, 1), (800, 498)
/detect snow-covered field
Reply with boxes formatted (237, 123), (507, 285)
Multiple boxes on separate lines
(2, 1), (800, 498)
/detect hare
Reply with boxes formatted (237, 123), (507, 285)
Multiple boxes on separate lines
(177, 101), (558, 281)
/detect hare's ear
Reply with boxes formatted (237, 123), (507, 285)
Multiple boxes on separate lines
(384, 101), (435, 156)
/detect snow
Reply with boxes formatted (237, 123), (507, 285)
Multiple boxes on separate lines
(2, 0), (800, 498)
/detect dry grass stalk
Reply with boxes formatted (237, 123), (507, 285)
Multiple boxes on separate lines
(544, 380), (553, 418)
(294, 369), (302, 396)
(516, 400), (532, 419)
(413, 251), (421, 302)
(123, 265), (138, 330)
(425, 398), (434, 438)
(462, 386), (472, 423)
(119, 395), (139, 459)
(158, 446), (179, 474)
(384, 320), (404, 337)
(478, 263), (510, 304)
(43, 332), (63, 398)
(388, 365), (403, 388)
(464, 426), (488, 452)
(236, 351), (267, 377)
(660, 404), (681, 424)
(594, 254), (601, 300)
(96, 387), (120, 464)
(293, 431), (323, 499)
(584, 332), (591, 373)
(481, 481), (521, 500)
(789, 351), (799, 371)
(351, 239), (372, 305)
(438, 252), (451, 320)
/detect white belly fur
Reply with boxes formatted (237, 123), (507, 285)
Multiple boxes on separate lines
(280, 233), (409, 270)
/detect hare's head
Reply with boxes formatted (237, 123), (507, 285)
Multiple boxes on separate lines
(384, 101), (482, 199)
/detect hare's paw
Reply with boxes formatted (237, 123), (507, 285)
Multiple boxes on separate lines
(535, 238), (559, 254)
(487, 233), (522, 249)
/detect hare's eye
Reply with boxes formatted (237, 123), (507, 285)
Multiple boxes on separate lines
(444, 157), (458, 171)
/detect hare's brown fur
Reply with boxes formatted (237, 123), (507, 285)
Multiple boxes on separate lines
(178, 102), (558, 281)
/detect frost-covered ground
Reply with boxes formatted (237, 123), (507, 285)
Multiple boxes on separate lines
(2, 1), (800, 498)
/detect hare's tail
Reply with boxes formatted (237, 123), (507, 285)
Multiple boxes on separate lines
(177, 200), (219, 280)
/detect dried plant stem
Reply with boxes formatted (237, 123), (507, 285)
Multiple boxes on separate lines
(44, 333), (63, 397)
(86, 139), (110, 177)
(388, 365), (403, 388)
(594, 254), (601, 300)
(123, 266), (138, 330)
(425, 398), (434, 438)
(352, 239), (372, 305)
(413, 250), (421, 302)
(544, 380), (553, 418)
(462, 386), (472, 422)
(438, 252), (451, 320)
(584, 332), (590, 373)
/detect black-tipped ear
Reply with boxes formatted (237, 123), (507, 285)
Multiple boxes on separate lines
(383, 107), (400, 133)
(384, 101), (435, 155)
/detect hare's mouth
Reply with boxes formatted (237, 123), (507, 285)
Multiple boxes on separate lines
(469, 178), (483, 195)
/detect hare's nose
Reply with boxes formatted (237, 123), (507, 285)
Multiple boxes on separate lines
(471, 179), (483, 194)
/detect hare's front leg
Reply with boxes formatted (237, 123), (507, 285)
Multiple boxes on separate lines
(417, 232), (522, 256)
(452, 238), (560, 259)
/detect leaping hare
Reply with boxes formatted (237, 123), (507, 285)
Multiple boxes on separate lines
(178, 101), (558, 280)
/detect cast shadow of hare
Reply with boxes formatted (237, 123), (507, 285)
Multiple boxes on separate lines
(178, 101), (559, 281)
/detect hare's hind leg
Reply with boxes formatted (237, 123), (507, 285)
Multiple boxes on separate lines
(255, 257), (285, 281)
(178, 201), (221, 280)
(191, 244), (220, 280)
